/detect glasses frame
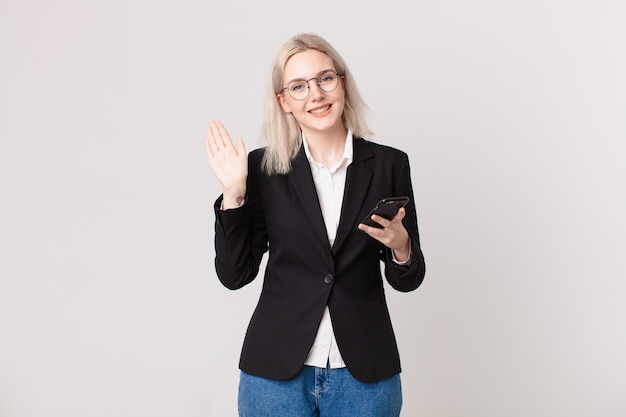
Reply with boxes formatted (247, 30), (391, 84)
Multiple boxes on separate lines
(281, 71), (343, 101)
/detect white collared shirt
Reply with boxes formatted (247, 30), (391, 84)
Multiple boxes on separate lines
(302, 129), (353, 369)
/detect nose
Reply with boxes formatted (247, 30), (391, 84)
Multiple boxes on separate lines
(307, 80), (324, 100)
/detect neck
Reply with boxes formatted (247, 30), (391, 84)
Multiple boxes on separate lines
(304, 126), (347, 168)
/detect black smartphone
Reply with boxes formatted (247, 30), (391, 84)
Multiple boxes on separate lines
(361, 196), (410, 229)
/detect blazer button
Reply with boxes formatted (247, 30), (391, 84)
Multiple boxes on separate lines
(324, 274), (334, 284)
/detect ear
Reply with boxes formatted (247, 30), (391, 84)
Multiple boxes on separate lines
(276, 92), (292, 114)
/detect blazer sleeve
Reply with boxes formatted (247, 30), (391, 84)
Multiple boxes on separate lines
(382, 151), (426, 292)
(213, 150), (269, 290)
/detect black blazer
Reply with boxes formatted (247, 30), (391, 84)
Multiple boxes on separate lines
(213, 136), (425, 383)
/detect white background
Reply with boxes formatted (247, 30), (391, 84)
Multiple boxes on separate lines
(1, 0), (625, 416)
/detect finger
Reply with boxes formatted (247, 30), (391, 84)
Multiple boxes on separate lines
(214, 120), (232, 150)
(392, 207), (406, 221)
(208, 120), (226, 150)
(207, 122), (218, 151)
(358, 222), (384, 237)
(205, 137), (214, 159)
(235, 137), (246, 157)
(370, 214), (391, 229)
(206, 125), (220, 157)
(358, 224), (393, 248)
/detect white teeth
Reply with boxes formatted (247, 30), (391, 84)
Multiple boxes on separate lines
(310, 105), (330, 114)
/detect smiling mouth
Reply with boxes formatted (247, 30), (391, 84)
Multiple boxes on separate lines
(309, 105), (331, 115)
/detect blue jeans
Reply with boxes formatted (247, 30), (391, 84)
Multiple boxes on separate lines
(238, 365), (402, 417)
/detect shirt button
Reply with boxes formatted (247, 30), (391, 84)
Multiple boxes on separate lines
(324, 274), (334, 284)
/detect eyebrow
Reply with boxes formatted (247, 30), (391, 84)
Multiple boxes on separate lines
(286, 68), (336, 84)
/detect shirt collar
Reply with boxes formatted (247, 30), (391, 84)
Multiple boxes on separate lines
(302, 129), (353, 168)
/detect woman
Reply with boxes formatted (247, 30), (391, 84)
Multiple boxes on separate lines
(206, 33), (425, 417)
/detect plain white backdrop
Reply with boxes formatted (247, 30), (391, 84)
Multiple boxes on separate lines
(1, 0), (625, 416)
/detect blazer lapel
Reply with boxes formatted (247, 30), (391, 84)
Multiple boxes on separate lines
(288, 146), (332, 249)
(332, 137), (374, 255)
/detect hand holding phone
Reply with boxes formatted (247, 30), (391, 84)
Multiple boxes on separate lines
(361, 196), (409, 229)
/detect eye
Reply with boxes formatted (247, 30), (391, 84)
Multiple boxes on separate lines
(320, 73), (336, 84)
(290, 82), (307, 92)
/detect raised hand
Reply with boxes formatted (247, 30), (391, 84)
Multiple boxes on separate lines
(205, 120), (248, 209)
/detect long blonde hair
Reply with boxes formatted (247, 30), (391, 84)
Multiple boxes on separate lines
(261, 33), (372, 175)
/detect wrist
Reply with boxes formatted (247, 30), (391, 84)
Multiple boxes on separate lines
(392, 234), (411, 263)
(222, 186), (246, 210)
(392, 248), (410, 263)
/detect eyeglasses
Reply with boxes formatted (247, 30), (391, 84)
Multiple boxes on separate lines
(282, 71), (343, 101)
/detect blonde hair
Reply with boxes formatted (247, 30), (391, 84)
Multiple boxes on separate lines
(261, 33), (372, 175)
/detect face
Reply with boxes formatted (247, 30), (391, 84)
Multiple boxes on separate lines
(277, 49), (346, 138)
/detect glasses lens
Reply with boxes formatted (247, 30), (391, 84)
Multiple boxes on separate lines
(319, 72), (339, 93)
(288, 81), (308, 100)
